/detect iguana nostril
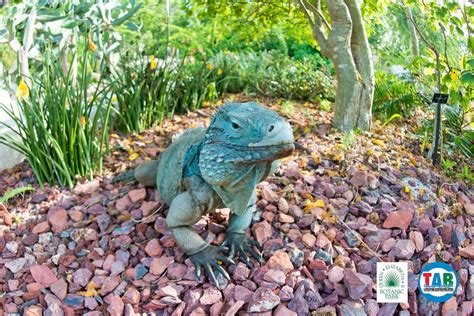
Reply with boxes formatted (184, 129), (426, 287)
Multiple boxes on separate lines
(267, 124), (275, 134)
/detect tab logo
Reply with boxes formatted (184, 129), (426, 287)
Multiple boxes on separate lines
(418, 262), (458, 302)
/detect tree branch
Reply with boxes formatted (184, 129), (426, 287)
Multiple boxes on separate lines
(304, 0), (331, 31)
(296, 0), (329, 55)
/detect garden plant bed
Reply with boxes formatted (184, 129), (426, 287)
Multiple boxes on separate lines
(0, 101), (473, 315)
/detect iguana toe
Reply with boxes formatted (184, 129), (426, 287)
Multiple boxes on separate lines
(190, 245), (234, 288)
(223, 232), (263, 267)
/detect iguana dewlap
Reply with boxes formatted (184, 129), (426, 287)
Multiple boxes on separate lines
(122, 102), (294, 286)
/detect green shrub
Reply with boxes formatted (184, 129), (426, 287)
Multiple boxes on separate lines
(210, 51), (333, 102)
(111, 49), (233, 133)
(0, 51), (113, 188)
(373, 71), (424, 121)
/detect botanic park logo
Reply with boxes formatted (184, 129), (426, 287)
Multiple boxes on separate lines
(418, 262), (458, 302)
(377, 262), (408, 303)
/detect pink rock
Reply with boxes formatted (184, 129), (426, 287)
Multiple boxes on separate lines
(8, 279), (19, 291)
(224, 300), (245, 316)
(128, 189), (147, 204)
(73, 179), (100, 195)
(460, 244), (474, 259)
(388, 239), (415, 260)
(278, 213), (294, 223)
(441, 296), (458, 316)
(110, 261), (126, 276)
(32, 221), (50, 234)
(50, 278), (67, 299)
(100, 275), (121, 295)
(24, 305), (42, 316)
(69, 209), (84, 222)
(200, 287), (222, 305)
(266, 251), (294, 273)
(316, 232), (331, 248)
(157, 285), (182, 298)
(261, 186), (278, 202)
(350, 171), (368, 187)
(233, 285), (253, 302)
(145, 239), (162, 257)
(248, 287), (280, 312)
(233, 262), (250, 281)
(383, 210), (413, 230)
(409, 231), (424, 252)
(302, 233), (316, 247)
(150, 256), (174, 275)
(47, 207), (68, 233)
(275, 305), (297, 316)
(381, 238), (396, 252)
(116, 196), (131, 211)
(263, 269), (286, 285)
(73, 268), (93, 287)
(107, 295), (124, 316)
(328, 266), (344, 283)
(343, 268), (372, 300)
(103, 254), (115, 271)
(210, 301), (224, 316)
(30, 264), (58, 287)
(4, 303), (18, 313)
(278, 198), (289, 212)
(85, 297), (99, 310)
(141, 201), (160, 217)
(123, 287), (140, 304)
(167, 263), (187, 280)
(252, 221), (273, 244)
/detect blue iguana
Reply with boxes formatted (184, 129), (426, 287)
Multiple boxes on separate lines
(114, 102), (294, 286)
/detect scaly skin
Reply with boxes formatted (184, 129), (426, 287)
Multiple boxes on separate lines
(116, 102), (294, 287)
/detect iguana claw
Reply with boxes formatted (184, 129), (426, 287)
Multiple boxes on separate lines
(223, 232), (263, 267)
(189, 245), (234, 288)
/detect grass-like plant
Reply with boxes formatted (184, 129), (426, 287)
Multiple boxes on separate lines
(111, 50), (230, 133)
(0, 51), (113, 188)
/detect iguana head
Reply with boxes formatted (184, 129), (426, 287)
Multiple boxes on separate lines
(203, 102), (295, 162)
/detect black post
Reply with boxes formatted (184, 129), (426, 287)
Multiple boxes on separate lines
(431, 101), (442, 164)
(430, 93), (448, 165)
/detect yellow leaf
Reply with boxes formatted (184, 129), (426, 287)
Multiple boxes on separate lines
(314, 199), (325, 208)
(215, 100), (223, 107)
(79, 281), (98, 297)
(371, 139), (384, 146)
(304, 126), (311, 134)
(217, 68), (223, 75)
(80, 116), (86, 127)
(423, 67), (435, 76)
(404, 186), (411, 193)
(450, 70), (460, 81)
(16, 79), (29, 100)
(129, 152), (139, 161)
(88, 33), (96, 52)
(111, 134), (120, 139)
(207, 63), (214, 71)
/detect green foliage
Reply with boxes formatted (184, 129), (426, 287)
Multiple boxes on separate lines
(0, 185), (34, 204)
(214, 51), (333, 102)
(0, 50), (113, 188)
(373, 71), (424, 121)
(111, 50), (227, 133)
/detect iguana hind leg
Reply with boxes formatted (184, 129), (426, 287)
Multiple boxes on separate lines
(134, 160), (159, 187)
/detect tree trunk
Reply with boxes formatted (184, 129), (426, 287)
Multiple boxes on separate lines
(298, 0), (374, 131)
(405, 7), (420, 56)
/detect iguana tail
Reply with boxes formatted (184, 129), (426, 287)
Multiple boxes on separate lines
(113, 160), (159, 186)
(112, 170), (136, 184)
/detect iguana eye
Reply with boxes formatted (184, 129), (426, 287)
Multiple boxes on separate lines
(231, 122), (240, 129)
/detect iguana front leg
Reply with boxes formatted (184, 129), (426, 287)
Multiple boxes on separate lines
(166, 179), (234, 287)
(223, 191), (263, 266)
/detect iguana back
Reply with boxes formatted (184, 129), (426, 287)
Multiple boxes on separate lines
(156, 127), (206, 205)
